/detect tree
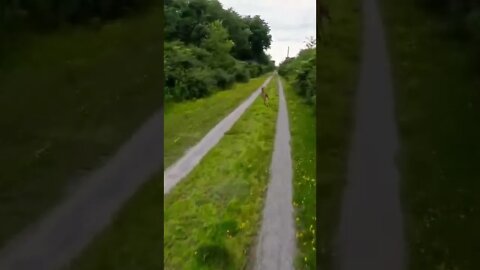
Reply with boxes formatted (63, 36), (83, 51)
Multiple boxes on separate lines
(201, 20), (235, 68)
(222, 8), (252, 60)
(305, 36), (316, 49)
(201, 20), (234, 54)
(245, 15), (272, 63)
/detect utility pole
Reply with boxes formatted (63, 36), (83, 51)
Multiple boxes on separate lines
(286, 46), (290, 59)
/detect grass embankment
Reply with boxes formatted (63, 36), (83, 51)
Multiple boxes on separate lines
(67, 78), (278, 269)
(164, 73), (271, 167)
(0, 7), (161, 247)
(381, 0), (480, 268)
(316, 0), (361, 268)
(282, 78), (316, 269)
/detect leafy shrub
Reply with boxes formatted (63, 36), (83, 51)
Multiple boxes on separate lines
(247, 62), (262, 78)
(164, 41), (216, 100)
(213, 68), (235, 89)
(294, 56), (316, 104)
(278, 47), (316, 104)
(231, 61), (250, 82)
(170, 68), (215, 101)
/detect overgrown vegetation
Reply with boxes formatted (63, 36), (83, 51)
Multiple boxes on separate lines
(381, 0), (480, 268)
(278, 40), (316, 105)
(282, 78), (316, 269)
(67, 79), (278, 270)
(164, 0), (275, 101)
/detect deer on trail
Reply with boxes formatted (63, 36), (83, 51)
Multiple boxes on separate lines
(260, 86), (269, 107)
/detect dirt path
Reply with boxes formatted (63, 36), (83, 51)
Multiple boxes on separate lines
(164, 76), (273, 194)
(251, 77), (296, 270)
(337, 0), (406, 270)
(334, 0), (406, 269)
(0, 110), (163, 270)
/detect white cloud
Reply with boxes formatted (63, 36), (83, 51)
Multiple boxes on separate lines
(218, 0), (316, 65)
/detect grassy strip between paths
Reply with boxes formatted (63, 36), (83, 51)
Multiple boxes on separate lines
(282, 78), (316, 269)
(316, 0), (361, 268)
(381, 0), (480, 269)
(0, 6), (161, 248)
(164, 74), (271, 168)
(66, 77), (278, 269)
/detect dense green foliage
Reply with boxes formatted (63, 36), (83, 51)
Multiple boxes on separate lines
(164, 0), (275, 101)
(278, 45), (316, 105)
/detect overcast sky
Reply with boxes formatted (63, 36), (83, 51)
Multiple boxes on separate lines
(218, 0), (316, 65)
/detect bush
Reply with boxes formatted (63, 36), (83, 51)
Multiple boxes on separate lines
(247, 62), (263, 78)
(294, 56), (316, 102)
(213, 69), (235, 89)
(165, 41), (216, 100)
(278, 47), (316, 104)
(231, 62), (250, 82)
(171, 68), (215, 100)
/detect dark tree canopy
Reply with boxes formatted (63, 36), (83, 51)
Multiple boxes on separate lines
(164, 0), (275, 101)
(279, 46), (316, 105)
(164, 0), (272, 64)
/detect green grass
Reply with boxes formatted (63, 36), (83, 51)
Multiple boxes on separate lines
(164, 74), (271, 167)
(316, 0), (361, 268)
(66, 77), (278, 269)
(282, 78), (316, 269)
(381, 0), (480, 269)
(0, 7), (162, 248)
(163, 78), (277, 269)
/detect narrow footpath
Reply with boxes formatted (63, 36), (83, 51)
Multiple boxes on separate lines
(252, 77), (296, 270)
(164, 76), (273, 194)
(335, 0), (406, 269)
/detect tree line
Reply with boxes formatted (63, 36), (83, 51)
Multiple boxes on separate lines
(278, 39), (316, 106)
(164, 0), (275, 101)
